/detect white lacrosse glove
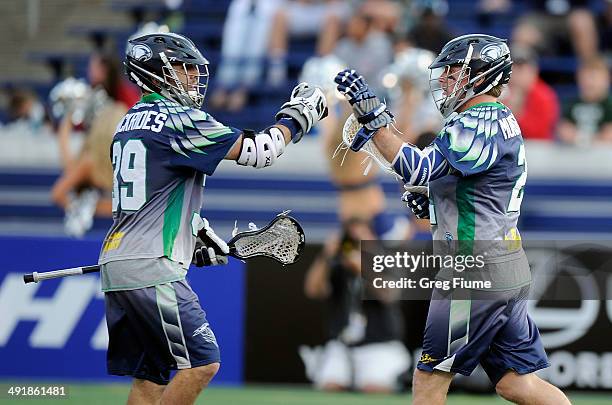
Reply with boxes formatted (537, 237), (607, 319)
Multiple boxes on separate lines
(275, 82), (328, 143)
(193, 218), (230, 267)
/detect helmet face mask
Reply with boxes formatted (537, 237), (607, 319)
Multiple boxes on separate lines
(429, 64), (471, 117)
(160, 58), (209, 108)
(428, 34), (513, 117)
(125, 33), (209, 108)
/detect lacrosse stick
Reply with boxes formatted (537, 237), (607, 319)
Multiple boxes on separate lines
(335, 113), (429, 197)
(334, 113), (400, 178)
(23, 212), (305, 284)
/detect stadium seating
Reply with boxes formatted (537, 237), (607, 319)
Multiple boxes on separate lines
(0, 0), (607, 240)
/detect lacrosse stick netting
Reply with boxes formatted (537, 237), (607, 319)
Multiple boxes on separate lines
(229, 215), (305, 265)
(334, 113), (402, 179)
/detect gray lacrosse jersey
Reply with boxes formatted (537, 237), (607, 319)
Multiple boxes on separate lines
(429, 102), (530, 288)
(98, 93), (240, 291)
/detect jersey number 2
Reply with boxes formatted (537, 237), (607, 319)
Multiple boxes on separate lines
(112, 140), (147, 212)
(507, 143), (527, 213)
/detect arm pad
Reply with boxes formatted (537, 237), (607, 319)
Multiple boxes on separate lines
(237, 127), (286, 169)
(392, 143), (451, 186)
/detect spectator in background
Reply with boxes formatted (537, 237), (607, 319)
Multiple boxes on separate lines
(596, 0), (612, 59)
(558, 56), (612, 146)
(5, 88), (47, 132)
(359, 0), (403, 33)
(267, 0), (351, 87)
(404, 0), (453, 53)
(512, 0), (599, 61)
(210, 0), (283, 111)
(502, 47), (559, 141)
(88, 52), (139, 108)
(476, 0), (511, 28)
(333, 11), (393, 96)
(302, 219), (410, 393)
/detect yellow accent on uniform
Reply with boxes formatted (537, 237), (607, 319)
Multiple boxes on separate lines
(103, 232), (124, 252)
(420, 353), (438, 364)
(504, 227), (522, 251)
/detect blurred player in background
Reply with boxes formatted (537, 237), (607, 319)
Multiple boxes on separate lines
(303, 218), (410, 393)
(380, 47), (441, 147)
(335, 34), (571, 405)
(306, 55), (387, 226)
(100, 32), (327, 404)
(299, 53), (410, 394)
(50, 76), (127, 237)
(87, 52), (140, 109)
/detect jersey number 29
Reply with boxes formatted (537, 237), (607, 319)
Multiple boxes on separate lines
(112, 140), (147, 212)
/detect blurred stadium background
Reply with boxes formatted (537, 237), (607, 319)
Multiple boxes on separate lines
(0, 0), (611, 403)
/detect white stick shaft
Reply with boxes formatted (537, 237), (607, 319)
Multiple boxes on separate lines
(33, 267), (86, 282)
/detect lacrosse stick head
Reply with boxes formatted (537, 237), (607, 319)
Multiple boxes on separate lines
(340, 113), (399, 176)
(228, 213), (305, 265)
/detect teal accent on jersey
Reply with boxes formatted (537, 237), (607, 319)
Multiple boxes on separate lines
(436, 104), (511, 176)
(99, 94), (241, 290)
(141, 93), (165, 102)
(456, 176), (476, 254)
(163, 181), (185, 258)
(154, 98), (237, 162)
(429, 104), (526, 248)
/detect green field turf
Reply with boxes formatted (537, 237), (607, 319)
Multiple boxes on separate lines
(0, 383), (610, 405)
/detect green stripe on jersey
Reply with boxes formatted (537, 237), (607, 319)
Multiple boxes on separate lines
(456, 177), (477, 254)
(205, 128), (233, 138)
(141, 93), (165, 102)
(465, 101), (504, 110)
(163, 181), (186, 258)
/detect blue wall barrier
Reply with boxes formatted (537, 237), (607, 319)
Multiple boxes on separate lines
(0, 236), (244, 384)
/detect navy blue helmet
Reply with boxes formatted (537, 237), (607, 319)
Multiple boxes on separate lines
(429, 34), (513, 117)
(125, 32), (209, 108)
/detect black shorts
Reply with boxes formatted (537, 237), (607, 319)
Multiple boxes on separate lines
(105, 279), (220, 385)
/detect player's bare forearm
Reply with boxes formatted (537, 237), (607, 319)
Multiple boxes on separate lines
(51, 156), (93, 209)
(57, 113), (76, 170)
(274, 124), (293, 144)
(371, 127), (404, 163)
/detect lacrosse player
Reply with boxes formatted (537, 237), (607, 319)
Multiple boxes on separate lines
(98, 32), (326, 404)
(335, 34), (570, 405)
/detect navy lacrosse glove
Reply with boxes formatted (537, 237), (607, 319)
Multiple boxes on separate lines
(402, 191), (430, 219)
(193, 218), (230, 267)
(334, 69), (394, 152)
(334, 69), (369, 103)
